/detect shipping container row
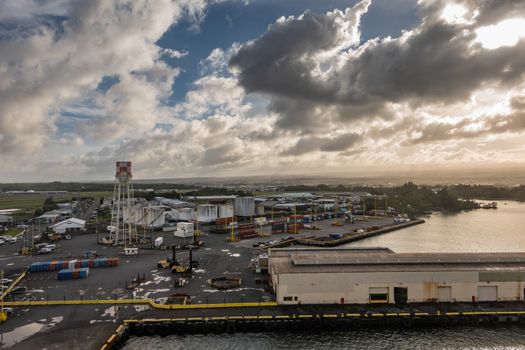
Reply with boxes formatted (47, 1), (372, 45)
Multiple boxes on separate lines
(30, 257), (119, 272)
(271, 221), (286, 235)
(287, 223), (303, 233)
(57, 267), (89, 280)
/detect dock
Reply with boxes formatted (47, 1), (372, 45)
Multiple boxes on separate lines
(99, 301), (525, 350)
(265, 219), (425, 248)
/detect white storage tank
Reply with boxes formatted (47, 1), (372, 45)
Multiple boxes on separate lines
(234, 197), (255, 217)
(218, 204), (234, 218)
(144, 206), (166, 228)
(175, 222), (194, 238)
(197, 204), (218, 223)
(177, 207), (194, 221)
(123, 203), (144, 224)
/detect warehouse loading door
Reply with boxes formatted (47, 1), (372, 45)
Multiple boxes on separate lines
(437, 286), (452, 302)
(478, 286), (498, 301)
(369, 287), (389, 303)
(394, 287), (408, 304)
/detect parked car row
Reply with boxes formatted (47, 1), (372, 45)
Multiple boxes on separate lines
(0, 234), (22, 245)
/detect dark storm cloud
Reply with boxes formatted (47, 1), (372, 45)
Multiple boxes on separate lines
(200, 144), (240, 166)
(346, 25), (525, 104)
(280, 132), (362, 156)
(229, 2), (370, 102)
(229, 0), (525, 132)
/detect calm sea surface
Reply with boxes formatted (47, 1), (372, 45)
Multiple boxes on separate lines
(124, 201), (525, 350)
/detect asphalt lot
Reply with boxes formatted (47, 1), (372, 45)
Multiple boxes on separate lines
(0, 214), (397, 349)
(2, 215), (396, 302)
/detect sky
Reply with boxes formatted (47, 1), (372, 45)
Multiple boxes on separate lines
(0, 0), (525, 182)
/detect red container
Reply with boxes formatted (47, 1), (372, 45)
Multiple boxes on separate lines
(287, 224), (302, 233)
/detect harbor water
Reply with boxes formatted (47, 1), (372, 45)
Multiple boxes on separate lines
(123, 201), (525, 350)
(349, 200), (525, 253)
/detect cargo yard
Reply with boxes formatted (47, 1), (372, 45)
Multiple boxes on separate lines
(0, 162), (518, 350)
(0, 214), (408, 349)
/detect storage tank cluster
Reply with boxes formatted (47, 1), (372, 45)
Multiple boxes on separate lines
(170, 207), (194, 221)
(234, 197), (255, 217)
(197, 204), (219, 223)
(218, 204), (234, 219)
(143, 206), (166, 228)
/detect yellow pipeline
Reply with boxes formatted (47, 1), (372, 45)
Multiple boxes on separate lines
(1, 298), (277, 309)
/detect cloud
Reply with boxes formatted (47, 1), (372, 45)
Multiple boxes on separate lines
(0, 0), (206, 158)
(2, 0), (525, 181)
(161, 48), (189, 59)
(281, 133), (362, 156)
(230, 0), (371, 103)
(229, 0), (525, 132)
(407, 95), (525, 144)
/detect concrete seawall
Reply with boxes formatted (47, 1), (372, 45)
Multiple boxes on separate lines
(101, 301), (525, 350)
(267, 219), (425, 249)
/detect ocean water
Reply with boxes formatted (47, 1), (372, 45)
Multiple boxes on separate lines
(123, 201), (525, 350)
(123, 326), (525, 350)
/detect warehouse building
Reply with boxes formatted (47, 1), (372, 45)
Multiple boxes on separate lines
(50, 218), (86, 234)
(268, 247), (525, 305)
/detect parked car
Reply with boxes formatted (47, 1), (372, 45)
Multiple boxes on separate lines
(38, 247), (53, 254)
(7, 237), (17, 244)
(8, 286), (27, 295)
(45, 244), (56, 251)
(0, 278), (13, 285)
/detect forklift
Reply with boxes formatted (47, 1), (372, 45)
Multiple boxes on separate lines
(157, 245), (198, 275)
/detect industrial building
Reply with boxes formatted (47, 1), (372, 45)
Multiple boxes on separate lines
(268, 247), (525, 305)
(50, 218), (86, 234)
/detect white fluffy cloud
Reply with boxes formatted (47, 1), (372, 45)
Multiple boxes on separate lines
(1, 0), (525, 181)
(0, 0), (205, 159)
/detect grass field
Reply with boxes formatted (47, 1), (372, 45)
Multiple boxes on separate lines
(3, 228), (23, 236)
(0, 191), (112, 211)
(80, 191), (113, 198)
(0, 194), (69, 211)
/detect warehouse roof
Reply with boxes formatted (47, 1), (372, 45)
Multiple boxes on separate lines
(50, 217), (86, 228)
(269, 248), (525, 274)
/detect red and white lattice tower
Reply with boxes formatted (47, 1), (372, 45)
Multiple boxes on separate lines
(109, 161), (137, 246)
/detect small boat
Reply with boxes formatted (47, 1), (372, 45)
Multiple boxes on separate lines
(481, 202), (498, 209)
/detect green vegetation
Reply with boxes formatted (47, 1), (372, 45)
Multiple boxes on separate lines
(382, 183), (479, 216)
(0, 194), (61, 210)
(3, 228), (23, 236)
(184, 187), (253, 197)
(282, 182), (481, 215)
(80, 191), (114, 198)
(0, 182), (197, 192)
(448, 185), (525, 201)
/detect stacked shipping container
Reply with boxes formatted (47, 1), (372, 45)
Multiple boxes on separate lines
(57, 268), (89, 280)
(29, 257), (119, 272)
(271, 220), (285, 234)
(287, 215), (304, 233)
(238, 223), (257, 239)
